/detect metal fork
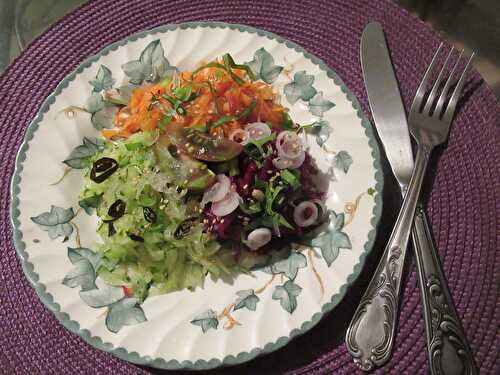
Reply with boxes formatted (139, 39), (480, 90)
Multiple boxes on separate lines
(408, 45), (478, 374)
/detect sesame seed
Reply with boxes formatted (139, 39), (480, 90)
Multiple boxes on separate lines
(220, 219), (225, 223)
(243, 184), (248, 189)
(267, 170), (273, 174)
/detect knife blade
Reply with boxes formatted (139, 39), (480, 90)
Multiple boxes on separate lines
(360, 22), (414, 188)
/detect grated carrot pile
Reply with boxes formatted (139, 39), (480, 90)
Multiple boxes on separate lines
(102, 58), (286, 139)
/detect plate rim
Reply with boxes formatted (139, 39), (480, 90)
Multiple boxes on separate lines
(9, 21), (384, 370)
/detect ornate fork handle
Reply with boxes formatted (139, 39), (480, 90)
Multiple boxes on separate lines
(346, 146), (431, 370)
(413, 209), (478, 375)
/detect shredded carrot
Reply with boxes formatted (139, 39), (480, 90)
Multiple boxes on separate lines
(102, 57), (286, 139)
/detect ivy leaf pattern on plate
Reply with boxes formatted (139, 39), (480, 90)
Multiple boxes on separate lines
(78, 199), (95, 215)
(105, 298), (147, 333)
(284, 71), (317, 104)
(85, 92), (105, 113)
(246, 48), (283, 84)
(234, 289), (259, 312)
(191, 309), (219, 333)
(91, 105), (119, 130)
(30, 205), (75, 240)
(116, 84), (136, 103)
(265, 251), (307, 281)
(121, 40), (176, 85)
(308, 92), (335, 117)
(304, 211), (352, 266)
(63, 137), (105, 169)
(63, 257), (96, 291)
(89, 65), (115, 92)
(303, 119), (331, 147)
(272, 280), (302, 313)
(62, 247), (101, 291)
(67, 247), (101, 269)
(333, 150), (353, 173)
(79, 279), (125, 308)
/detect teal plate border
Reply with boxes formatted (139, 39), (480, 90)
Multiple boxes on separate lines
(10, 21), (384, 370)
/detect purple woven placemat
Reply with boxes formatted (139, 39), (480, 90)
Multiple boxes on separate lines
(1, 0), (499, 373)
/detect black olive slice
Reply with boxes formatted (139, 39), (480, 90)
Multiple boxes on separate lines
(108, 199), (126, 219)
(90, 157), (118, 183)
(143, 207), (156, 223)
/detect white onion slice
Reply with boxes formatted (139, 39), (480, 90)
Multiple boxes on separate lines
(272, 157), (293, 170)
(245, 122), (272, 140)
(293, 201), (319, 227)
(246, 228), (272, 250)
(311, 199), (327, 220)
(272, 150), (305, 170)
(201, 174), (231, 206)
(211, 190), (241, 217)
(229, 129), (250, 145)
(276, 131), (303, 159)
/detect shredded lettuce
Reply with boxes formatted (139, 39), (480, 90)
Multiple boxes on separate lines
(79, 131), (247, 301)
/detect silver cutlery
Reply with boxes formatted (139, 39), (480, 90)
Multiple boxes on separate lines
(346, 22), (478, 374)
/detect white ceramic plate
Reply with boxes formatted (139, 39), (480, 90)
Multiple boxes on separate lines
(11, 22), (383, 369)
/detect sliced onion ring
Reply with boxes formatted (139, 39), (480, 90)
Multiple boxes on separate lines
(311, 199), (327, 220)
(245, 122), (272, 140)
(211, 190), (241, 217)
(201, 174), (231, 206)
(293, 201), (319, 227)
(246, 228), (272, 250)
(272, 150), (305, 170)
(229, 129), (250, 145)
(276, 131), (303, 159)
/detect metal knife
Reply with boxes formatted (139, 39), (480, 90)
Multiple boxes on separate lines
(346, 22), (478, 374)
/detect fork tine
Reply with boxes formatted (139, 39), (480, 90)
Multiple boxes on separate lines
(442, 52), (474, 123)
(423, 47), (454, 115)
(411, 43), (444, 113)
(434, 50), (464, 117)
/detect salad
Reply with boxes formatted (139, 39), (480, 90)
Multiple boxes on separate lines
(79, 54), (326, 301)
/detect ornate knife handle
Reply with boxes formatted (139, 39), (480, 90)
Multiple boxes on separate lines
(346, 147), (430, 371)
(345, 238), (406, 370)
(412, 209), (478, 375)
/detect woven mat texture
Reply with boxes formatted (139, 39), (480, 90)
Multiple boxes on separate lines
(0, 0), (498, 374)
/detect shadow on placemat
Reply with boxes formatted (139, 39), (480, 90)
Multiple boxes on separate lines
(141, 158), (403, 374)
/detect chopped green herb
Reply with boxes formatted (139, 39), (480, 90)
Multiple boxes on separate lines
(192, 62), (227, 76)
(237, 99), (257, 120)
(158, 108), (176, 130)
(239, 201), (262, 215)
(222, 53), (256, 81)
(159, 74), (173, 87)
(211, 115), (237, 128)
(275, 213), (294, 229)
(280, 111), (296, 130)
(244, 134), (276, 161)
(104, 97), (128, 107)
(173, 85), (193, 102)
(193, 54), (255, 86)
(190, 123), (208, 133)
(280, 169), (301, 190)
(206, 81), (220, 115)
